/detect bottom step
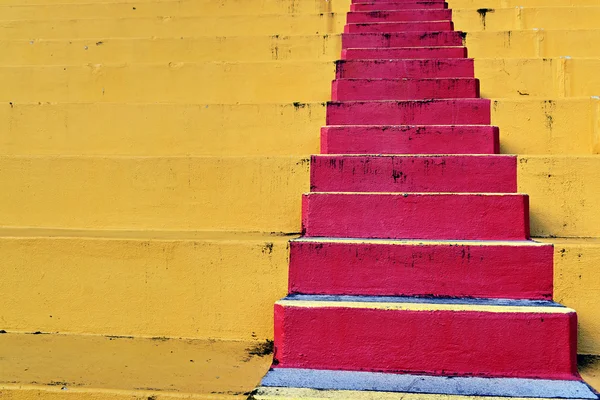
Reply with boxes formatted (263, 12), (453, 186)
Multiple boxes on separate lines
(255, 369), (599, 399)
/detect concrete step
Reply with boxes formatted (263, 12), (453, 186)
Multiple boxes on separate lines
(453, 7), (600, 32)
(0, 35), (343, 65)
(345, 20), (454, 33)
(0, 62), (336, 103)
(0, 228), (289, 339)
(310, 154), (515, 192)
(0, 332), (271, 399)
(331, 78), (479, 100)
(320, 125), (499, 154)
(302, 192), (529, 240)
(351, 2), (449, 11)
(336, 59), (474, 79)
(326, 99), (490, 125)
(1, 98), (596, 157)
(346, 9), (452, 23)
(257, 369), (598, 399)
(341, 46), (468, 60)
(0, 102), (326, 157)
(273, 295), (577, 379)
(0, 0), (352, 19)
(0, 14), (347, 39)
(0, 156), (308, 232)
(289, 238), (553, 300)
(342, 31), (464, 48)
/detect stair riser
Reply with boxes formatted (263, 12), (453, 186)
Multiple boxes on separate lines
(302, 193), (529, 240)
(342, 47), (468, 60)
(310, 155), (516, 193)
(274, 305), (578, 380)
(320, 126), (499, 154)
(331, 79), (479, 101)
(346, 10), (452, 23)
(352, 0), (447, 3)
(345, 21), (454, 33)
(342, 32), (464, 48)
(336, 59), (474, 79)
(326, 100), (490, 125)
(289, 241), (554, 299)
(351, 2), (448, 11)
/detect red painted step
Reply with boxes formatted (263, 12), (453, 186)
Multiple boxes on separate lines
(310, 155), (516, 193)
(342, 46), (467, 60)
(353, 0), (447, 3)
(345, 21), (453, 33)
(336, 59), (474, 79)
(302, 192), (529, 240)
(331, 78), (479, 101)
(347, 10), (452, 23)
(320, 125), (499, 154)
(289, 239), (554, 300)
(326, 99), (490, 125)
(274, 296), (578, 380)
(342, 32), (464, 48)
(351, 2), (448, 11)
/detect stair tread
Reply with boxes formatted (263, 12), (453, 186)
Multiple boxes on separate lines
(258, 369), (598, 399)
(278, 294), (571, 313)
(293, 237), (549, 246)
(0, 332), (271, 398)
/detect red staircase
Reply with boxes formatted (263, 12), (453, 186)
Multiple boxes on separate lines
(254, 1), (599, 398)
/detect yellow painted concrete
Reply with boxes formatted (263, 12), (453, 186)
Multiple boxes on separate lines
(0, 0), (351, 19)
(0, 36), (341, 65)
(0, 229), (290, 340)
(0, 102), (325, 156)
(0, 156), (308, 232)
(0, 15), (346, 40)
(518, 156), (600, 238)
(0, 62), (335, 103)
(0, 332), (271, 398)
(538, 238), (600, 355)
(453, 7), (600, 32)
(464, 30), (600, 58)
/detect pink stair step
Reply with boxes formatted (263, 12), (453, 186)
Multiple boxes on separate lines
(310, 154), (516, 193)
(342, 32), (464, 48)
(326, 99), (490, 125)
(345, 21), (453, 33)
(302, 192), (529, 240)
(353, 0), (447, 3)
(274, 295), (578, 380)
(336, 59), (474, 79)
(289, 239), (554, 300)
(351, 2), (448, 11)
(342, 46), (467, 60)
(331, 78), (479, 101)
(320, 125), (499, 154)
(347, 9), (452, 23)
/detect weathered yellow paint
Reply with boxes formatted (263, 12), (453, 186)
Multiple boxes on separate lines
(465, 30), (600, 59)
(0, 36), (342, 65)
(0, 156), (308, 232)
(277, 299), (574, 314)
(518, 156), (600, 238)
(0, 15), (346, 39)
(0, 62), (335, 103)
(492, 98), (597, 155)
(0, 332), (271, 398)
(0, 229), (290, 340)
(538, 238), (600, 355)
(453, 7), (600, 32)
(0, 0), (351, 19)
(0, 102), (325, 156)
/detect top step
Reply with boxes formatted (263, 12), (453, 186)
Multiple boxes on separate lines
(352, 2), (448, 11)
